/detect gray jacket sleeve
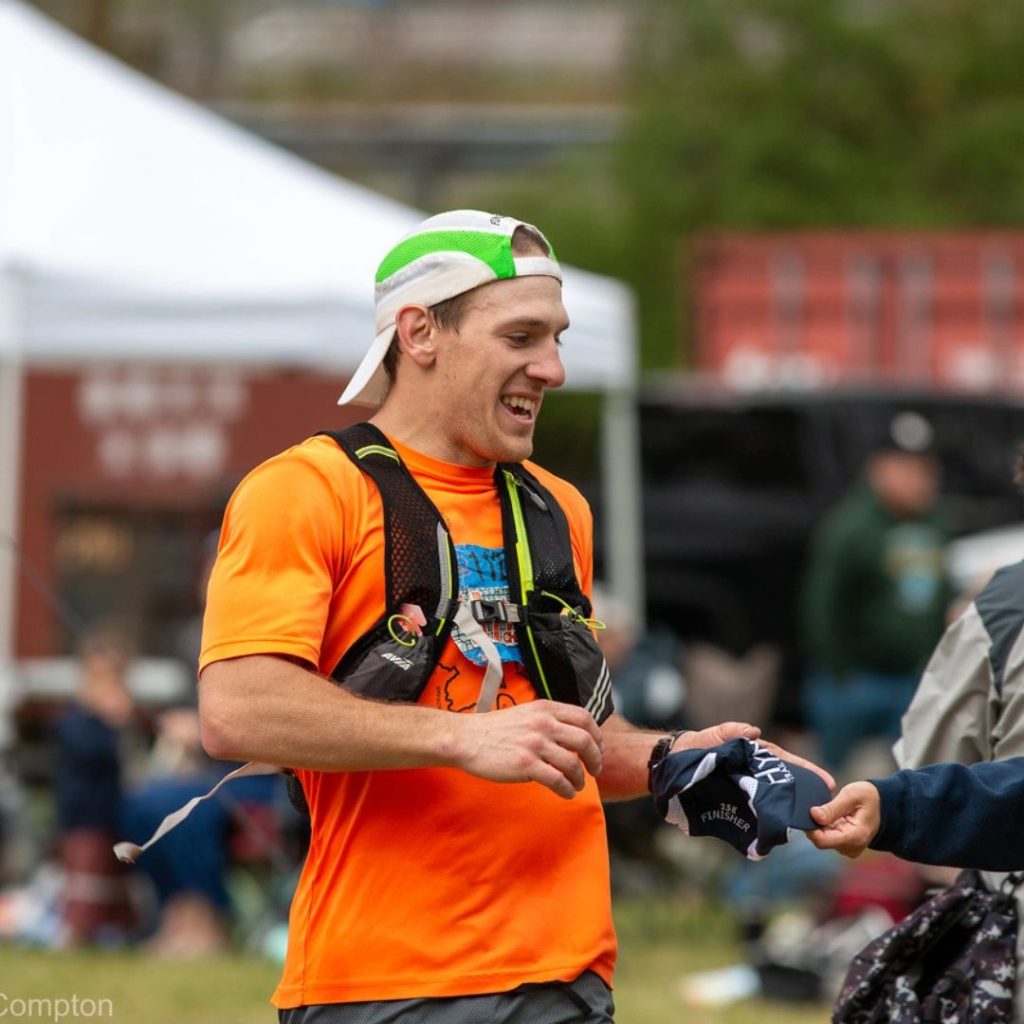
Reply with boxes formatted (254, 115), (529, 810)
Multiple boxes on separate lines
(894, 603), (999, 770)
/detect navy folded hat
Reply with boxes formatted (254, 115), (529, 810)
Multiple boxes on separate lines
(650, 737), (831, 861)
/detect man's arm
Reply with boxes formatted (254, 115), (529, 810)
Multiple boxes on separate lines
(199, 654), (604, 800)
(595, 713), (834, 801)
(809, 759), (1024, 871)
(594, 715), (749, 801)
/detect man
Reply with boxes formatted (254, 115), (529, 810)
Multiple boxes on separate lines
(800, 410), (952, 771)
(809, 759), (1024, 871)
(198, 211), (817, 1023)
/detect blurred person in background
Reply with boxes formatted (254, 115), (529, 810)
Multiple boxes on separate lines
(596, 582), (687, 735)
(122, 528), (278, 958)
(53, 622), (137, 946)
(800, 411), (952, 774)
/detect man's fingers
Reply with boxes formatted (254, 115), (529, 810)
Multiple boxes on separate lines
(758, 740), (835, 791)
(679, 722), (760, 751)
(714, 721), (761, 743)
(528, 759), (578, 800)
(549, 721), (603, 777)
(454, 701), (608, 796)
(546, 701), (604, 752)
(540, 741), (587, 794)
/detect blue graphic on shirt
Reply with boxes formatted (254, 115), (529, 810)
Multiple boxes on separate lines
(451, 545), (523, 666)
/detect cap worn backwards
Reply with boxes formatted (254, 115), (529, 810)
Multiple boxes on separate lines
(650, 737), (831, 861)
(338, 210), (562, 408)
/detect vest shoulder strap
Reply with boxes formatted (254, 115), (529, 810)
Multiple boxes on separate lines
(498, 462), (590, 618)
(317, 424), (457, 681)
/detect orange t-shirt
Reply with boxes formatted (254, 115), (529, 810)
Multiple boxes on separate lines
(200, 434), (616, 1007)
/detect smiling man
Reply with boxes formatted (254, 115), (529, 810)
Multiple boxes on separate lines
(197, 211), (798, 1023)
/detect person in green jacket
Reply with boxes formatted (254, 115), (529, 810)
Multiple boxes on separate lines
(800, 411), (952, 772)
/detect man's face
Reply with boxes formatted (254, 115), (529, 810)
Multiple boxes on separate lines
(427, 275), (568, 466)
(868, 450), (940, 517)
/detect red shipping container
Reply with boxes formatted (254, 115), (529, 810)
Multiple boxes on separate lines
(694, 232), (1024, 393)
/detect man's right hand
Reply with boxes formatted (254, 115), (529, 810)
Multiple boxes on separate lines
(449, 700), (604, 800)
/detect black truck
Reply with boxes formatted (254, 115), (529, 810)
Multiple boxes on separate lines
(629, 381), (1024, 721)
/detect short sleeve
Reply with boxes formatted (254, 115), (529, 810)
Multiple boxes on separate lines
(199, 450), (343, 672)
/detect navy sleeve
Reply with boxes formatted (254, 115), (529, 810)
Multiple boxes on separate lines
(870, 758), (1024, 870)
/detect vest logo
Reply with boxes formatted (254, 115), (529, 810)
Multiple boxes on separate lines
(381, 651), (413, 671)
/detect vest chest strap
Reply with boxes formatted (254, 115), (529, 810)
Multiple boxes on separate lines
(469, 598), (523, 624)
(453, 601), (506, 713)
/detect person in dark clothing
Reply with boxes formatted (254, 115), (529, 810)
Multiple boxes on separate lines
(55, 707), (122, 832)
(53, 625), (136, 945)
(800, 411), (952, 772)
(809, 758), (1024, 870)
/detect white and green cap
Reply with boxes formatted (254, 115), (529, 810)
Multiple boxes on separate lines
(338, 209), (562, 406)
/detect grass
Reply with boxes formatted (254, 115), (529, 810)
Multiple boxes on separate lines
(613, 896), (829, 1023)
(0, 897), (831, 1023)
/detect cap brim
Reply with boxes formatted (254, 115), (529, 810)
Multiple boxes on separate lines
(338, 326), (393, 407)
(784, 760), (832, 830)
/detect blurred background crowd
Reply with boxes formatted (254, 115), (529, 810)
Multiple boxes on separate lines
(4, 0), (1024, 1011)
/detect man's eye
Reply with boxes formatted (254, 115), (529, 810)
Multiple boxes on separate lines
(507, 334), (529, 345)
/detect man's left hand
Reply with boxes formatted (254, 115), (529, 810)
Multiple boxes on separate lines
(672, 725), (835, 791)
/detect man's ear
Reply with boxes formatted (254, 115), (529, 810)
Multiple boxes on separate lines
(395, 306), (437, 368)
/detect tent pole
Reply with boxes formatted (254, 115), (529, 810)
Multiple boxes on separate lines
(0, 266), (25, 747)
(600, 386), (645, 630)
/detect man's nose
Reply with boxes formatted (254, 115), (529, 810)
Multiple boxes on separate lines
(527, 339), (566, 389)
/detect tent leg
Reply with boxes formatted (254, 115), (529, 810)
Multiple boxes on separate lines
(0, 272), (26, 748)
(600, 388), (645, 631)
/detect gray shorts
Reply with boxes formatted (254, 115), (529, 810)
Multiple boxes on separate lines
(278, 971), (614, 1024)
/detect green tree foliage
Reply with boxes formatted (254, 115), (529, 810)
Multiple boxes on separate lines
(624, 0), (1024, 367)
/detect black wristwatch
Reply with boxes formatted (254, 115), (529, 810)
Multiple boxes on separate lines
(647, 729), (687, 788)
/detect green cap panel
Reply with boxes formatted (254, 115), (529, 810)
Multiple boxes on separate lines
(376, 230), (516, 284)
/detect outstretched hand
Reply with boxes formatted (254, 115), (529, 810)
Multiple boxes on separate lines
(807, 781), (882, 858)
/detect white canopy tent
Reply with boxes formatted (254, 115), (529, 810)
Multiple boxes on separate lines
(0, 0), (642, 675)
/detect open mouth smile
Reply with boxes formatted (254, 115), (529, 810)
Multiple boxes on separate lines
(501, 396), (539, 422)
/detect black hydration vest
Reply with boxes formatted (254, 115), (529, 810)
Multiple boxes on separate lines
(318, 422), (613, 721)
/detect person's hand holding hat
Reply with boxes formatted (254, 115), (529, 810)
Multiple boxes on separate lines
(671, 723), (835, 789)
(805, 781), (882, 859)
(650, 737), (834, 860)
